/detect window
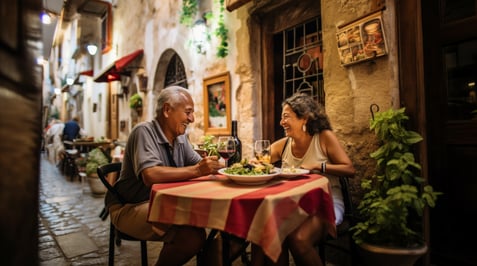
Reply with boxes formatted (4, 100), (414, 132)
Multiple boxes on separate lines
(164, 54), (188, 89)
(281, 18), (324, 105)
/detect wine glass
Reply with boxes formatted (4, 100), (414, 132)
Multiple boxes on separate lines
(254, 140), (271, 163)
(217, 136), (236, 167)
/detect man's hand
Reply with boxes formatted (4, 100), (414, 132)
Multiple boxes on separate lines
(197, 156), (224, 176)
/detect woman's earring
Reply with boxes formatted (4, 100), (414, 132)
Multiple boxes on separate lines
(302, 124), (307, 132)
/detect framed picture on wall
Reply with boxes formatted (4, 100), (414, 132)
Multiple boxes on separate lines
(203, 72), (231, 135)
(336, 11), (388, 66)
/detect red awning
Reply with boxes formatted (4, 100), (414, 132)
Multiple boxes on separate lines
(79, 70), (94, 76)
(94, 49), (144, 82)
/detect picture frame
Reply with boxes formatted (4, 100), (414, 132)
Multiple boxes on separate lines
(336, 11), (388, 66)
(203, 72), (231, 135)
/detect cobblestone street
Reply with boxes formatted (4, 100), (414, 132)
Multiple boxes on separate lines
(38, 153), (177, 266)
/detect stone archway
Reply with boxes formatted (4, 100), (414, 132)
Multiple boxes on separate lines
(153, 49), (188, 95)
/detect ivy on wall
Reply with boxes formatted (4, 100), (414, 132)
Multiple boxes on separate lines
(179, 0), (199, 27)
(215, 0), (228, 58)
(180, 0), (229, 58)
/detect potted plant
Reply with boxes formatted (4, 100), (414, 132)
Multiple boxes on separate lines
(85, 148), (110, 196)
(351, 107), (441, 266)
(129, 93), (143, 115)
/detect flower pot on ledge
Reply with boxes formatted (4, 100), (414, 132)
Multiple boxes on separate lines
(87, 173), (106, 197)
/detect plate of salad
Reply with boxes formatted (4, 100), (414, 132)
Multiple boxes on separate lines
(218, 160), (280, 185)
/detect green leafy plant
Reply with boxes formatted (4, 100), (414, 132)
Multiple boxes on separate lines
(179, 0), (228, 58)
(215, 0), (228, 58)
(86, 148), (110, 176)
(179, 0), (199, 27)
(351, 107), (441, 247)
(129, 93), (143, 109)
(199, 135), (220, 157)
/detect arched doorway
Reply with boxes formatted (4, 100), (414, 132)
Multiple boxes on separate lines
(153, 49), (188, 95)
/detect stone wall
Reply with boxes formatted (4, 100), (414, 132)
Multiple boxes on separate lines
(108, 0), (400, 190)
(320, 0), (399, 193)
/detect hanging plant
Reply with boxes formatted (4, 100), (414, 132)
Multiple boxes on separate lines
(180, 0), (199, 27)
(179, 0), (229, 58)
(215, 0), (228, 58)
(129, 93), (143, 109)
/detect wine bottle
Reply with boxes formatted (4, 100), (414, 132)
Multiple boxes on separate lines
(228, 120), (242, 166)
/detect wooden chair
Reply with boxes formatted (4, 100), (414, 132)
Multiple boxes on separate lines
(318, 176), (358, 265)
(97, 162), (148, 266)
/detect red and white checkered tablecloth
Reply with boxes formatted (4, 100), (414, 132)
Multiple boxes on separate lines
(147, 174), (336, 262)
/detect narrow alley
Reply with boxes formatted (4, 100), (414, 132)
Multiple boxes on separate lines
(38, 152), (168, 266)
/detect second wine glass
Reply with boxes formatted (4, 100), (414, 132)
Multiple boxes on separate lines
(254, 139), (271, 163)
(217, 136), (236, 167)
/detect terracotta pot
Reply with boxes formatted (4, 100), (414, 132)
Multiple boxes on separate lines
(358, 242), (428, 266)
(87, 173), (106, 197)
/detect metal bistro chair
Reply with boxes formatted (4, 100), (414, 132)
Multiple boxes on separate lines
(97, 162), (149, 266)
(318, 176), (358, 266)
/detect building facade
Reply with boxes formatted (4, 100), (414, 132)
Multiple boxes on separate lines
(41, 0), (477, 265)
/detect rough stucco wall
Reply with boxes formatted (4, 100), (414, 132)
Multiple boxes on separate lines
(321, 0), (399, 192)
(110, 0), (255, 154)
(226, 4), (256, 158)
(109, 0), (399, 176)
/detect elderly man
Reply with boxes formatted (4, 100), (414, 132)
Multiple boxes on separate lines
(106, 86), (223, 265)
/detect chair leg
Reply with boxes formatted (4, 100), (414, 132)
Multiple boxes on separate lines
(109, 223), (115, 266)
(99, 207), (109, 221)
(221, 232), (232, 266)
(318, 243), (326, 265)
(240, 248), (251, 266)
(196, 229), (219, 266)
(140, 240), (148, 266)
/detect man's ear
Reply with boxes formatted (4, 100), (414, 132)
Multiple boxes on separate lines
(163, 103), (172, 118)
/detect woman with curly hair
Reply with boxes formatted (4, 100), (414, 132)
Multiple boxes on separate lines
(252, 93), (355, 266)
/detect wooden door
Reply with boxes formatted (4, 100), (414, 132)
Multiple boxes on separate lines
(252, 0), (322, 141)
(422, 0), (477, 264)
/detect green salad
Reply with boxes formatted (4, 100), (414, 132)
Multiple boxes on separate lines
(224, 159), (274, 175)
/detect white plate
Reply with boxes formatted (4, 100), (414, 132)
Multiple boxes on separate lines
(218, 168), (280, 185)
(279, 168), (310, 178)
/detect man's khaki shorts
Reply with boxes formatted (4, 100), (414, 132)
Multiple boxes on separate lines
(109, 201), (176, 243)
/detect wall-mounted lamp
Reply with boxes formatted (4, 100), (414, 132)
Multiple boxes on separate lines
(41, 11), (52, 24)
(120, 75), (131, 95)
(138, 73), (148, 92)
(66, 76), (75, 85)
(87, 44), (98, 55)
(192, 17), (209, 55)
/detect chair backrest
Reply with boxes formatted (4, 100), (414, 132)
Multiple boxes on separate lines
(97, 162), (125, 204)
(339, 176), (355, 225)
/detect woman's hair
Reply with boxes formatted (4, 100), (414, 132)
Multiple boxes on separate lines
(155, 86), (191, 117)
(282, 93), (331, 135)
